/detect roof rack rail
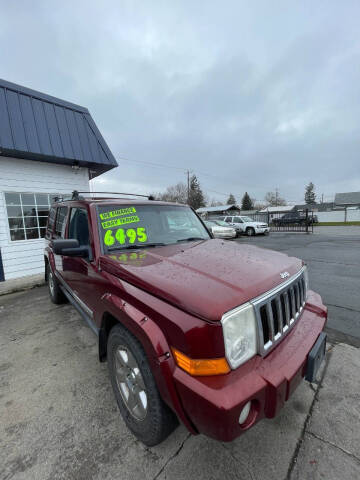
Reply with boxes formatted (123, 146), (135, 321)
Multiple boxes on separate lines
(71, 190), (155, 201)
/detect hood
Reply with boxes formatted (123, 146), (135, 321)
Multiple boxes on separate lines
(100, 239), (302, 321)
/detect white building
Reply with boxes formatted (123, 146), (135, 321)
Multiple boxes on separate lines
(0, 79), (117, 282)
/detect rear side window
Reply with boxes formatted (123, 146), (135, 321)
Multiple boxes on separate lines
(47, 207), (56, 232)
(54, 207), (68, 238)
(224, 217), (232, 223)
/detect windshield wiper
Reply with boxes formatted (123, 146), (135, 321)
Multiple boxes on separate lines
(107, 242), (166, 251)
(176, 237), (207, 243)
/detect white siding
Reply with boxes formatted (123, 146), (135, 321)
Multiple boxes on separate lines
(317, 209), (360, 222)
(0, 156), (89, 280)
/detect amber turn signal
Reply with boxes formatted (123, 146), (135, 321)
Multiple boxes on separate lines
(171, 348), (230, 376)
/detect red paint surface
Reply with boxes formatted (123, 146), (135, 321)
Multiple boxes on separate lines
(45, 199), (327, 441)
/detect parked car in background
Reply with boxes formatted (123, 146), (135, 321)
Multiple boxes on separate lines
(219, 215), (270, 236)
(204, 220), (236, 239)
(45, 193), (327, 446)
(272, 212), (319, 226)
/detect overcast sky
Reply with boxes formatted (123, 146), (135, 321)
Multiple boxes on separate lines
(1, 1), (359, 204)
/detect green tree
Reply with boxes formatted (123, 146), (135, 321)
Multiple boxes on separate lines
(227, 193), (236, 205)
(304, 182), (316, 204)
(241, 192), (254, 210)
(188, 174), (206, 210)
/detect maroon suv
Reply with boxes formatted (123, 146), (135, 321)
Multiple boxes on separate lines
(44, 193), (327, 446)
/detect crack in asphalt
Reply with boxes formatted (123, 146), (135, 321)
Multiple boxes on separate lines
(221, 443), (255, 480)
(306, 431), (360, 464)
(285, 347), (332, 480)
(152, 433), (191, 480)
(326, 303), (360, 314)
(298, 258), (360, 267)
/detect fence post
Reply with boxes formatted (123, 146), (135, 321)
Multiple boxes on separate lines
(311, 210), (314, 233)
(305, 208), (309, 233)
(344, 207), (347, 223)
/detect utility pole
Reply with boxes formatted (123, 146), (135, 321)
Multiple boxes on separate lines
(321, 193), (324, 204)
(186, 170), (190, 205)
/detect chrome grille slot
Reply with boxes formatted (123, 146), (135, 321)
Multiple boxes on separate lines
(252, 267), (308, 356)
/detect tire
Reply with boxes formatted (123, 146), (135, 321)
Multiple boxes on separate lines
(246, 227), (255, 236)
(47, 263), (67, 304)
(107, 323), (178, 446)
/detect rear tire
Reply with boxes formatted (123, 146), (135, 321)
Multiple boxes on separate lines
(47, 263), (67, 304)
(246, 227), (255, 236)
(107, 323), (178, 446)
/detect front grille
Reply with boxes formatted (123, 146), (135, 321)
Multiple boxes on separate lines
(252, 267), (307, 356)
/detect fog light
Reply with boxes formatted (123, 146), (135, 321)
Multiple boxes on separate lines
(239, 401), (251, 425)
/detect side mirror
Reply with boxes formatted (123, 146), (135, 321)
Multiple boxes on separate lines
(52, 239), (89, 258)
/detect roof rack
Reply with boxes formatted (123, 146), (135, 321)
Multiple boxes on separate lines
(71, 190), (155, 201)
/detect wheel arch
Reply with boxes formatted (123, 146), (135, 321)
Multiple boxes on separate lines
(98, 297), (197, 434)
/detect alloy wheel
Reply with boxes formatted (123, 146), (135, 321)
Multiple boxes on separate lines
(114, 346), (148, 421)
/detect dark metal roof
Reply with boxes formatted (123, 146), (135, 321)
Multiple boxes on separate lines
(335, 192), (360, 206)
(0, 78), (117, 177)
(196, 204), (239, 213)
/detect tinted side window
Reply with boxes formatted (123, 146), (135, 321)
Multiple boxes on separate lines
(55, 207), (68, 238)
(224, 217), (232, 223)
(47, 207), (56, 231)
(68, 208), (90, 246)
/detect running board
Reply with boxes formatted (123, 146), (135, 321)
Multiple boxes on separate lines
(60, 286), (99, 336)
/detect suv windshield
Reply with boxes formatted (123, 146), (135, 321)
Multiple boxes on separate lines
(97, 203), (210, 252)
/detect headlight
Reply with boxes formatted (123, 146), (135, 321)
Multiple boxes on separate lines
(221, 303), (257, 369)
(303, 266), (309, 297)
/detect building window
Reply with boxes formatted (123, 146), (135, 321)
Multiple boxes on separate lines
(5, 192), (61, 241)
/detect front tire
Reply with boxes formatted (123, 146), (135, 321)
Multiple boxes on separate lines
(107, 324), (178, 446)
(246, 227), (255, 236)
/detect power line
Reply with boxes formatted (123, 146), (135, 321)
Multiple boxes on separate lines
(117, 156), (187, 172)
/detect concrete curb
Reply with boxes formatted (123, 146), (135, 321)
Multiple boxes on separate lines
(0, 273), (45, 297)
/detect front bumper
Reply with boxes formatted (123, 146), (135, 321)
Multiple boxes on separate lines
(173, 290), (327, 442)
(213, 231), (237, 239)
(255, 226), (270, 234)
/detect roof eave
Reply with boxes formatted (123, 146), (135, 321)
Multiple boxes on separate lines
(0, 148), (117, 177)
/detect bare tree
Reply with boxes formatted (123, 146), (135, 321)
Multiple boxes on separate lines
(156, 182), (187, 204)
(210, 198), (223, 207)
(264, 189), (286, 206)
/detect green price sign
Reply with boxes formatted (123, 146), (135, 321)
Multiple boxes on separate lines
(104, 227), (148, 247)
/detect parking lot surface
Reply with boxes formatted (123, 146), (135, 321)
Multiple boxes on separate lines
(1, 229), (360, 479)
(240, 229), (360, 346)
(1, 287), (359, 480)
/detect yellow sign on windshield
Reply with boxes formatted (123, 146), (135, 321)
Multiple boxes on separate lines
(100, 207), (136, 220)
(101, 215), (139, 229)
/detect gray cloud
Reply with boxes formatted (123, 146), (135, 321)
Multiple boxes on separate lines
(1, 0), (359, 204)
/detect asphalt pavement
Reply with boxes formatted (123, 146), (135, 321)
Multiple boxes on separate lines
(238, 228), (360, 347)
(0, 287), (359, 480)
(1, 227), (360, 479)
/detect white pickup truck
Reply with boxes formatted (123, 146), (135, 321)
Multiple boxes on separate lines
(219, 215), (270, 236)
